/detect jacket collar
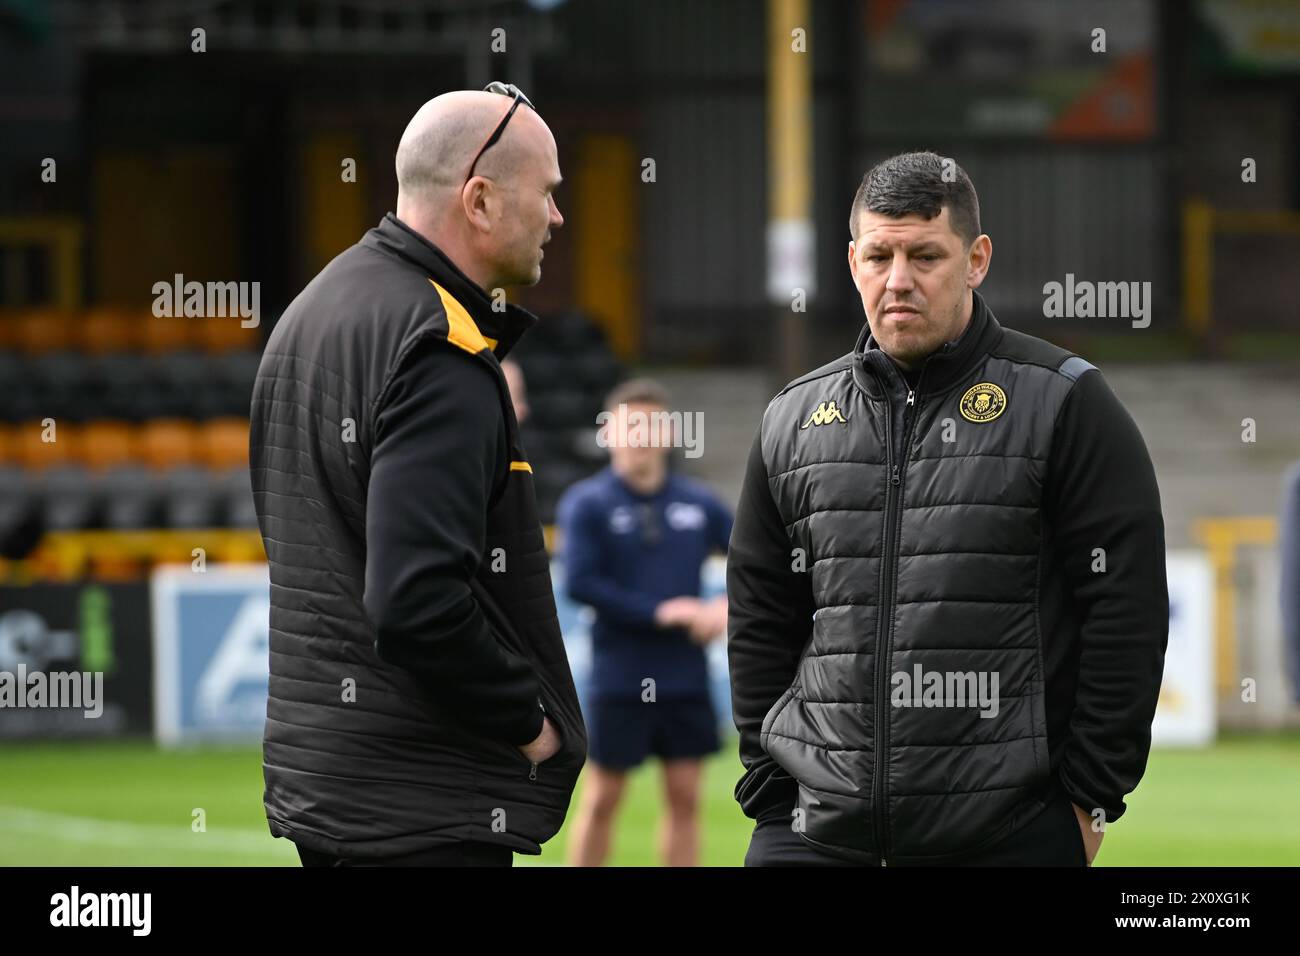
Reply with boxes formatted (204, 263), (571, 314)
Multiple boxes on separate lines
(364, 213), (539, 360)
(852, 288), (1003, 399)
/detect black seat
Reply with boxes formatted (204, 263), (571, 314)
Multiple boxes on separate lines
(0, 466), (42, 558)
(40, 464), (100, 531)
(160, 466), (222, 528)
(99, 466), (165, 529)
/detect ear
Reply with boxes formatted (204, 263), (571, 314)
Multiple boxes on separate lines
(847, 241), (858, 282)
(461, 178), (494, 233)
(966, 235), (993, 290)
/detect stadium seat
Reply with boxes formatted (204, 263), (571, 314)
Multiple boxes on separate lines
(98, 466), (165, 529)
(160, 466), (223, 528)
(13, 310), (74, 354)
(0, 465), (41, 559)
(11, 418), (75, 470)
(87, 353), (161, 420)
(212, 351), (260, 412)
(0, 311), (18, 350)
(0, 352), (40, 422)
(219, 466), (258, 528)
(140, 311), (197, 354)
(77, 308), (144, 354)
(572, 350), (622, 392)
(76, 420), (138, 471)
(139, 418), (201, 470)
(150, 351), (226, 419)
(30, 352), (95, 420)
(532, 388), (597, 430)
(199, 417), (250, 470)
(197, 313), (261, 354)
(0, 422), (15, 464)
(516, 352), (565, 391)
(40, 465), (101, 531)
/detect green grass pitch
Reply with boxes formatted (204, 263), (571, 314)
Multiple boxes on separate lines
(0, 732), (1296, 866)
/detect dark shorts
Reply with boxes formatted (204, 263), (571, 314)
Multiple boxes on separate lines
(586, 696), (720, 771)
(744, 788), (1088, 867)
(296, 842), (513, 867)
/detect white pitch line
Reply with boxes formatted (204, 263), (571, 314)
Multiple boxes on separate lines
(0, 805), (287, 856)
(0, 805), (557, 864)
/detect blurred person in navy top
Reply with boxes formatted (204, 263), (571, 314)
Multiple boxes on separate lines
(558, 378), (733, 866)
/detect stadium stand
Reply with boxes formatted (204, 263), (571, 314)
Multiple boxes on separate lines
(0, 307), (620, 567)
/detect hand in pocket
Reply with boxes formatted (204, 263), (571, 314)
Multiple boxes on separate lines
(1069, 801), (1104, 866)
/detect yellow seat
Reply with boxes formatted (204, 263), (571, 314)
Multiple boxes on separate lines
(76, 420), (138, 471)
(139, 418), (200, 470)
(77, 308), (142, 354)
(13, 418), (76, 470)
(199, 417), (250, 470)
(14, 310), (74, 354)
(0, 422), (16, 465)
(140, 311), (196, 354)
(198, 314), (260, 354)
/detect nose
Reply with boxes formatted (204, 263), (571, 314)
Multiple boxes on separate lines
(549, 195), (564, 229)
(885, 252), (914, 294)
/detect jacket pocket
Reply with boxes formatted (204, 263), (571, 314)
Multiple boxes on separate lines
(760, 679), (801, 750)
(471, 578), (573, 753)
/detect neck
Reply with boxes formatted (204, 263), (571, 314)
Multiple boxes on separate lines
(395, 206), (497, 292)
(613, 459), (667, 496)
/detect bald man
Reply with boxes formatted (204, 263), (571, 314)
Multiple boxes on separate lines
(250, 86), (586, 867)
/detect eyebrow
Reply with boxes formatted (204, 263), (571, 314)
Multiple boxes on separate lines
(862, 241), (945, 254)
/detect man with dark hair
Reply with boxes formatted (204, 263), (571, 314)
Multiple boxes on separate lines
(558, 378), (732, 866)
(728, 150), (1168, 866)
(251, 86), (584, 867)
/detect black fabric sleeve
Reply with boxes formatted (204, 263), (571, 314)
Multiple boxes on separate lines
(364, 340), (544, 747)
(726, 422), (815, 820)
(1045, 368), (1169, 824)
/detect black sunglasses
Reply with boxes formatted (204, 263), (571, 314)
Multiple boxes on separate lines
(464, 81), (535, 184)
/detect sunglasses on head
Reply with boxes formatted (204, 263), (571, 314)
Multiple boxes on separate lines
(465, 81), (536, 184)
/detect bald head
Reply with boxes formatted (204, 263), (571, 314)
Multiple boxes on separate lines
(393, 89), (564, 292)
(396, 90), (539, 209)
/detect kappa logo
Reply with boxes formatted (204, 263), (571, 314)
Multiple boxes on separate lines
(959, 382), (1008, 423)
(800, 400), (849, 429)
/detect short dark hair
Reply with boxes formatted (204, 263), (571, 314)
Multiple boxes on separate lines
(849, 151), (981, 247)
(605, 377), (672, 412)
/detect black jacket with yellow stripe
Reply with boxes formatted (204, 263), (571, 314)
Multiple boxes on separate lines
(251, 213), (586, 859)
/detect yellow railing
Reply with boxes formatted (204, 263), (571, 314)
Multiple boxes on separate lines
(1192, 516), (1279, 696)
(1182, 199), (1300, 338)
(0, 217), (84, 310)
(0, 529), (266, 582)
(1, 526), (566, 582)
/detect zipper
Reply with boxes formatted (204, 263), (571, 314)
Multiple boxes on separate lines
(873, 376), (923, 867)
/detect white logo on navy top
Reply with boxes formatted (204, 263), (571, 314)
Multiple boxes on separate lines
(609, 507), (637, 534)
(665, 502), (706, 531)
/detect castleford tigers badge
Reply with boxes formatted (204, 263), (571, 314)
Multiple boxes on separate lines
(800, 400), (849, 429)
(959, 382), (1007, 423)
